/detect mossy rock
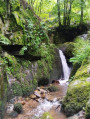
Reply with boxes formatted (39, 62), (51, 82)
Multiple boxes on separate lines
(85, 99), (90, 119)
(40, 112), (53, 119)
(70, 62), (81, 78)
(21, 80), (34, 96)
(11, 82), (23, 96)
(57, 42), (74, 59)
(64, 42), (74, 59)
(14, 103), (22, 114)
(62, 58), (90, 116)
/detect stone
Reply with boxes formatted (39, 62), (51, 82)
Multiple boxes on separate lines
(36, 98), (43, 103)
(34, 90), (41, 98)
(9, 111), (18, 118)
(40, 89), (47, 94)
(41, 93), (46, 99)
(86, 77), (90, 83)
(30, 94), (36, 99)
(37, 87), (40, 91)
(52, 80), (60, 84)
(21, 101), (25, 105)
(6, 104), (14, 114)
(46, 95), (54, 102)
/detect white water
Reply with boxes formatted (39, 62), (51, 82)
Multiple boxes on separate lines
(28, 99), (59, 119)
(59, 50), (71, 84)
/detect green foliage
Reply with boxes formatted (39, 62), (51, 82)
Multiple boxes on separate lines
(14, 103), (22, 114)
(10, 0), (20, 11)
(47, 85), (59, 92)
(85, 100), (90, 119)
(40, 112), (53, 119)
(11, 82), (23, 96)
(0, 34), (11, 45)
(19, 46), (28, 55)
(70, 38), (90, 65)
(21, 80), (33, 96)
(12, 11), (24, 28)
(0, 0), (6, 16)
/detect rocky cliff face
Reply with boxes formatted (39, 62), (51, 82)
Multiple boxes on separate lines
(0, 0), (61, 118)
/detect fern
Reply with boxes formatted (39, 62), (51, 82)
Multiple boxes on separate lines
(0, 34), (11, 45)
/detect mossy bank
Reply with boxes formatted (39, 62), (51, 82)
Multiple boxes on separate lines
(62, 56), (90, 117)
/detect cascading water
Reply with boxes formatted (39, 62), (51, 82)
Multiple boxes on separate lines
(59, 50), (71, 84)
(26, 99), (60, 119)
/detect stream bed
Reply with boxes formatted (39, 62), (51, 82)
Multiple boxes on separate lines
(4, 83), (68, 119)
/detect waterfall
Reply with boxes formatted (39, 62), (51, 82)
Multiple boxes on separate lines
(59, 50), (71, 84)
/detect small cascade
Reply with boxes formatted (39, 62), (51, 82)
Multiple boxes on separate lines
(59, 50), (71, 84)
(28, 99), (59, 119)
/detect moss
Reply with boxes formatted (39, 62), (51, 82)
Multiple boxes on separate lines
(12, 31), (23, 45)
(11, 82), (23, 96)
(85, 100), (90, 119)
(64, 42), (74, 59)
(14, 103), (22, 114)
(40, 112), (53, 119)
(0, 1), (6, 16)
(62, 83), (90, 116)
(62, 58), (90, 116)
(70, 62), (81, 78)
(10, 0), (20, 11)
(0, 63), (8, 119)
(74, 63), (90, 81)
(47, 85), (59, 92)
(21, 80), (34, 96)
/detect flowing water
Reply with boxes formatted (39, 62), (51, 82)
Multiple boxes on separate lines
(30, 99), (60, 119)
(59, 50), (71, 84)
(4, 50), (70, 119)
(29, 50), (70, 119)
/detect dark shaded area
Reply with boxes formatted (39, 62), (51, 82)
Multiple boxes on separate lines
(38, 78), (49, 86)
(48, 24), (88, 44)
(1, 45), (41, 61)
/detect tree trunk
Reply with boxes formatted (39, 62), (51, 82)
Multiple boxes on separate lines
(67, 0), (72, 26)
(80, 0), (84, 24)
(57, 0), (61, 27)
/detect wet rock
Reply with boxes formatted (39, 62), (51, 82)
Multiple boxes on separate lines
(34, 90), (41, 98)
(52, 80), (60, 84)
(37, 87), (40, 91)
(9, 111), (18, 117)
(30, 94), (37, 99)
(36, 98), (43, 103)
(68, 111), (85, 119)
(6, 104), (14, 114)
(40, 89), (47, 94)
(41, 93), (46, 99)
(46, 95), (54, 102)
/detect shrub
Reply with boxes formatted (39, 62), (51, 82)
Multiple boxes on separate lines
(70, 39), (90, 65)
(47, 85), (59, 92)
(14, 103), (22, 114)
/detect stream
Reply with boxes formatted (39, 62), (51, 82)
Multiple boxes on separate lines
(4, 50), (70, 119)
